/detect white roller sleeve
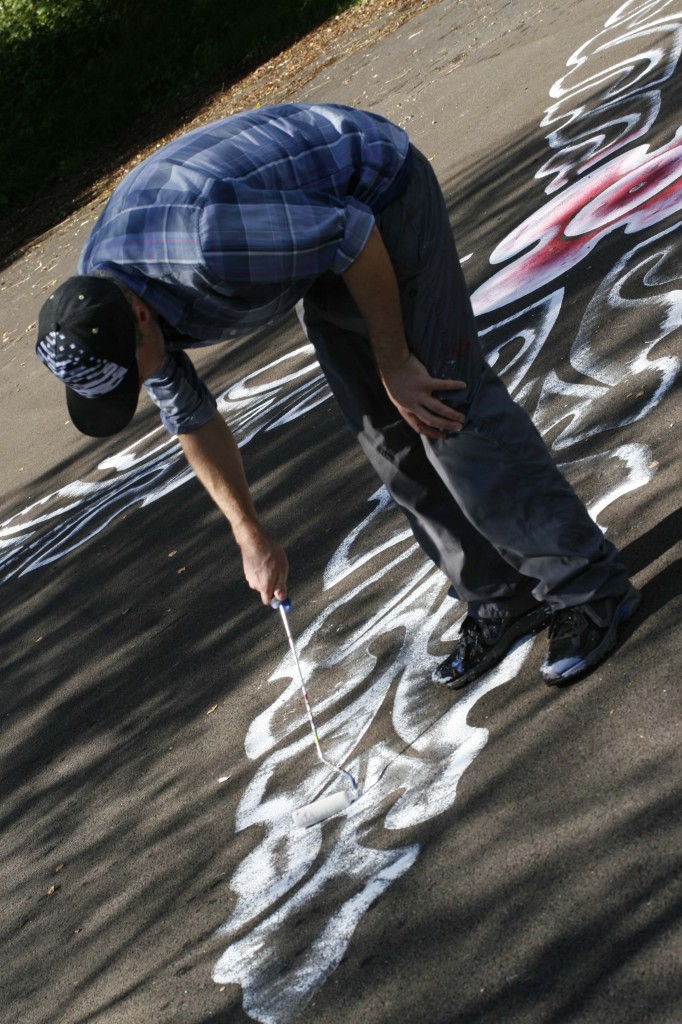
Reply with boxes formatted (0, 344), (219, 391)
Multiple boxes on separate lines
(292, 790), (355, 827)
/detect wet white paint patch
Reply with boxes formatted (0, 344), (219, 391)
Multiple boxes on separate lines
(213, 840), (420, 1024)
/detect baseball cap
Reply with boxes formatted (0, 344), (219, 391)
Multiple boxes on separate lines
(36, 275), (140, 437)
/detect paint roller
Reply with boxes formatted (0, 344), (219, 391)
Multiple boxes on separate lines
(270, 598), (358, 827)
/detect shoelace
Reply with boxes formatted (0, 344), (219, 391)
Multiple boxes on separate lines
(456, 618), (486, 658)
(548, 609), (584, 640)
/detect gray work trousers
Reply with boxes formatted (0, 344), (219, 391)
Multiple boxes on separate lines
(297, 146), (628, 618)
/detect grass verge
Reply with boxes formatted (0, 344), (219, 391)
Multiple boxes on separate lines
(0, 0), (358, 214)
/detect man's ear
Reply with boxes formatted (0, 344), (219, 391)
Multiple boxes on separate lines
(131, 297), (155, 326)
(132, 299), (164, 379)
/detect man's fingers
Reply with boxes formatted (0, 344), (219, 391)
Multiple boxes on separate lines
(260, 583), (287, 605)
(382, 357), (468, 436)
(403, 410), (451, 439)
(400, 400), (465, 435)
(426, 405), (465, 425)
(420, 399), (466, 427)
(417, 423), (448, 439)
(241, 534), (289, 606)
(429, 377), (467, 391)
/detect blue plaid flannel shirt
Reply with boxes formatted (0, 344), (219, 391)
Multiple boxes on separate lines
(78, 103), (412, 434)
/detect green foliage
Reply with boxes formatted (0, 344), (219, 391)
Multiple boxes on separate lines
(0, 0), (355, 212)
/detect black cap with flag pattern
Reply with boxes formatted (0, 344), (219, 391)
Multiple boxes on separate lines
(36, 275), (140, 437)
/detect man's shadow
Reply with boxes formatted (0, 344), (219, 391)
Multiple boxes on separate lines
(622, 505), (682, 619)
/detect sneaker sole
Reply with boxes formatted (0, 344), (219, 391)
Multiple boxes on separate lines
(434, 604), (551, 690)
(541, 585), (641, 684)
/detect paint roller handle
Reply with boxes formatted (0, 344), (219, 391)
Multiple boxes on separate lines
(269, 597), (292, 612)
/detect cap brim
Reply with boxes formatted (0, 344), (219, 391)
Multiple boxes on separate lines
(66, 366), (140, 437)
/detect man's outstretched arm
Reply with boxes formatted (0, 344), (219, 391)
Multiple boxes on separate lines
(178, 411), (288, 605)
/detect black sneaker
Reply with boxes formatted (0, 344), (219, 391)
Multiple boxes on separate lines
(541, 583), (641, 684)
(433, 604), (551, 689)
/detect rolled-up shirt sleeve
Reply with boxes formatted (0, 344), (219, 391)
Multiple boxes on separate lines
(143, 351), (217, 435)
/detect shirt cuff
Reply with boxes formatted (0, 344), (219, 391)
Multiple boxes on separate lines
(143, 351), (217, 435)
(330, 200), (376, 274)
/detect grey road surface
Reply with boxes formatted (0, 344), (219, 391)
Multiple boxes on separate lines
(1, 1), (680, 1023)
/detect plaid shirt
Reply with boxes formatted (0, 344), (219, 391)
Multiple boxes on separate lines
(79, 103), (411, 342)
(78, 103), (411, 433)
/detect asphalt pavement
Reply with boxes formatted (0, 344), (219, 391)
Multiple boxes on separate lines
(1, 1), (680, 1023)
